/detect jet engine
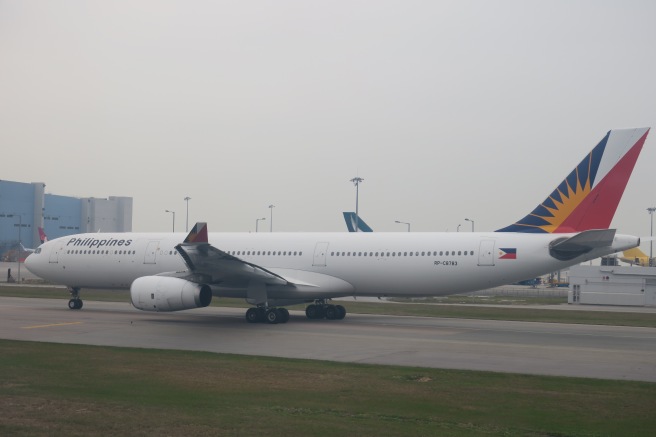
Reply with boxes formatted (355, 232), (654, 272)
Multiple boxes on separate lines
(130, 276), (212, 312)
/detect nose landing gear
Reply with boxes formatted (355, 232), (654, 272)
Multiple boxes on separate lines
(67, 287), (83, 310)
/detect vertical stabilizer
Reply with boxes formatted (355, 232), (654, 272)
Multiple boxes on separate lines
(343, 212), (374, 232)
(497, 128), (650, 233)
(184, 222), (208, 243)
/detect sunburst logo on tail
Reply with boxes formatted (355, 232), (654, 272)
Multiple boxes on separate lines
(528, 160), (593, 233)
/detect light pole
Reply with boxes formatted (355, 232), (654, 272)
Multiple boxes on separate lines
(350, 177), (364, 232)
(395, 220), (411, 232)
(268, 205), (275, 232)
(184, 197), (191, 232)
(9, 214), (23, 283)
(465, 217), (475, 232)
(165, 210), (175, 232)
(256, 217), (266, 232)
(649, 207), (656, 266)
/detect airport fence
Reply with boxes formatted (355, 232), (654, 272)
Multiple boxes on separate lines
(464, 286), (568, 298)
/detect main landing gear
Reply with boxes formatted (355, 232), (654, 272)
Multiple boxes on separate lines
(245, 307), (290, 324)
(68, 287), (83, 310)
(305, 301), (346, 320)
(244, 301), (347, 324)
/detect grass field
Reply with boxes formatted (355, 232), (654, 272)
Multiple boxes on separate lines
(2, 340), (655, 437)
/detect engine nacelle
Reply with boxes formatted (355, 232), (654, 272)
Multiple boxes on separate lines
(130, 276), (212, 312)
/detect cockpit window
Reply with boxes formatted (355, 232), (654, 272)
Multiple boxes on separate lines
(35, 248), (41, 254)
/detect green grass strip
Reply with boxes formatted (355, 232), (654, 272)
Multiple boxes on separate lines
(1, 339), (655, 437)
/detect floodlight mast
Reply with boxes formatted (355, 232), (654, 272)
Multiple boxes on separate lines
(268, 205), (275, 232)
(184, 197), (191, 232)
(350, 177), (364, 232)
(649, 207), (656, 266)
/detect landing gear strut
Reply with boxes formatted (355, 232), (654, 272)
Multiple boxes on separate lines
(68, 287), (83, 310)
(245, 306), (290, 324)
(305, 300), (346, 320)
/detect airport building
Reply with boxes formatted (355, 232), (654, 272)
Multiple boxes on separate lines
(568, 265), (656, 307)
(0, 180), (132, 261)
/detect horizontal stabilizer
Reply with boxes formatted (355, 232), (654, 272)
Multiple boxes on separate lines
(549, 229), (616, 261)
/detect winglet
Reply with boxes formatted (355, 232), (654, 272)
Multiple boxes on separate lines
(184, 222), (208, 243)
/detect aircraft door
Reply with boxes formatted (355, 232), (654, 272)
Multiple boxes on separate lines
(478, 240), (495, 266)
(144, 241), (159, 264)
(313, 242), (329, 267)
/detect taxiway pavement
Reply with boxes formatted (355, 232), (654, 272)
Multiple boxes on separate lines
(1, 297), (655, 382)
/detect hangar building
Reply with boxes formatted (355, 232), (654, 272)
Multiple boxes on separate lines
(0, 180), (132, 261)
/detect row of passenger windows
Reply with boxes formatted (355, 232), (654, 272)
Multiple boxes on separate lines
(63, 248), (474, 258)
(66, 249), (181, 256)
(228, 250), (303, 256)
(67, 249), (137, 255)
(331, 250), (475, 257)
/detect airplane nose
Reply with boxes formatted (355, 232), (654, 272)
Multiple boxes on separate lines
(24, 253), (34, 271)
(24, 250), (39, 275)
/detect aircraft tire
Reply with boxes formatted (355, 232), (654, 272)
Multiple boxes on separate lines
(335, 305), (346, 320)
(325, 305), (337, 320)
(305, 304), (318, 319)
(245, 307), (261, 323)
(278, 308), (290, 323)
(265, 308), (280, 324)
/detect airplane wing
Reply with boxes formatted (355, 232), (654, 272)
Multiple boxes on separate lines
(172, 222), (289, 287)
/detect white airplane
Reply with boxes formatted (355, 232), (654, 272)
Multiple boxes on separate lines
(25, 127), (650, 324)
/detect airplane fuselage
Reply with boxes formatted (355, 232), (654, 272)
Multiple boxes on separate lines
(27, 231), (637, 300)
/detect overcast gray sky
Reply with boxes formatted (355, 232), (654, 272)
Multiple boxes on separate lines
(1, 1), (655, 240)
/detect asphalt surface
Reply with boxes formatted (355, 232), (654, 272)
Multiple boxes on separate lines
(1, 296), (655, 382)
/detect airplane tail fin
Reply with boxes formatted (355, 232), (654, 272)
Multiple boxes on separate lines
(184, 222), (208, 243)
(38, 227), (48, 243)
(497, 128), (650, 233)
(343, 212), (374, 232)
(623, 247), (648, 259)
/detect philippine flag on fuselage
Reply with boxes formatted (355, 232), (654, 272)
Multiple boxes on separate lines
(499, 248), (517, 260)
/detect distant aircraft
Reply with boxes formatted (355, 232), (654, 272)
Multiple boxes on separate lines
(25, 128), (649, 324)
(343, 212), (373, 232)
(38, 227), (48, 244)
(17, 227), (48, 261)
(620, 247), (655, 267)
